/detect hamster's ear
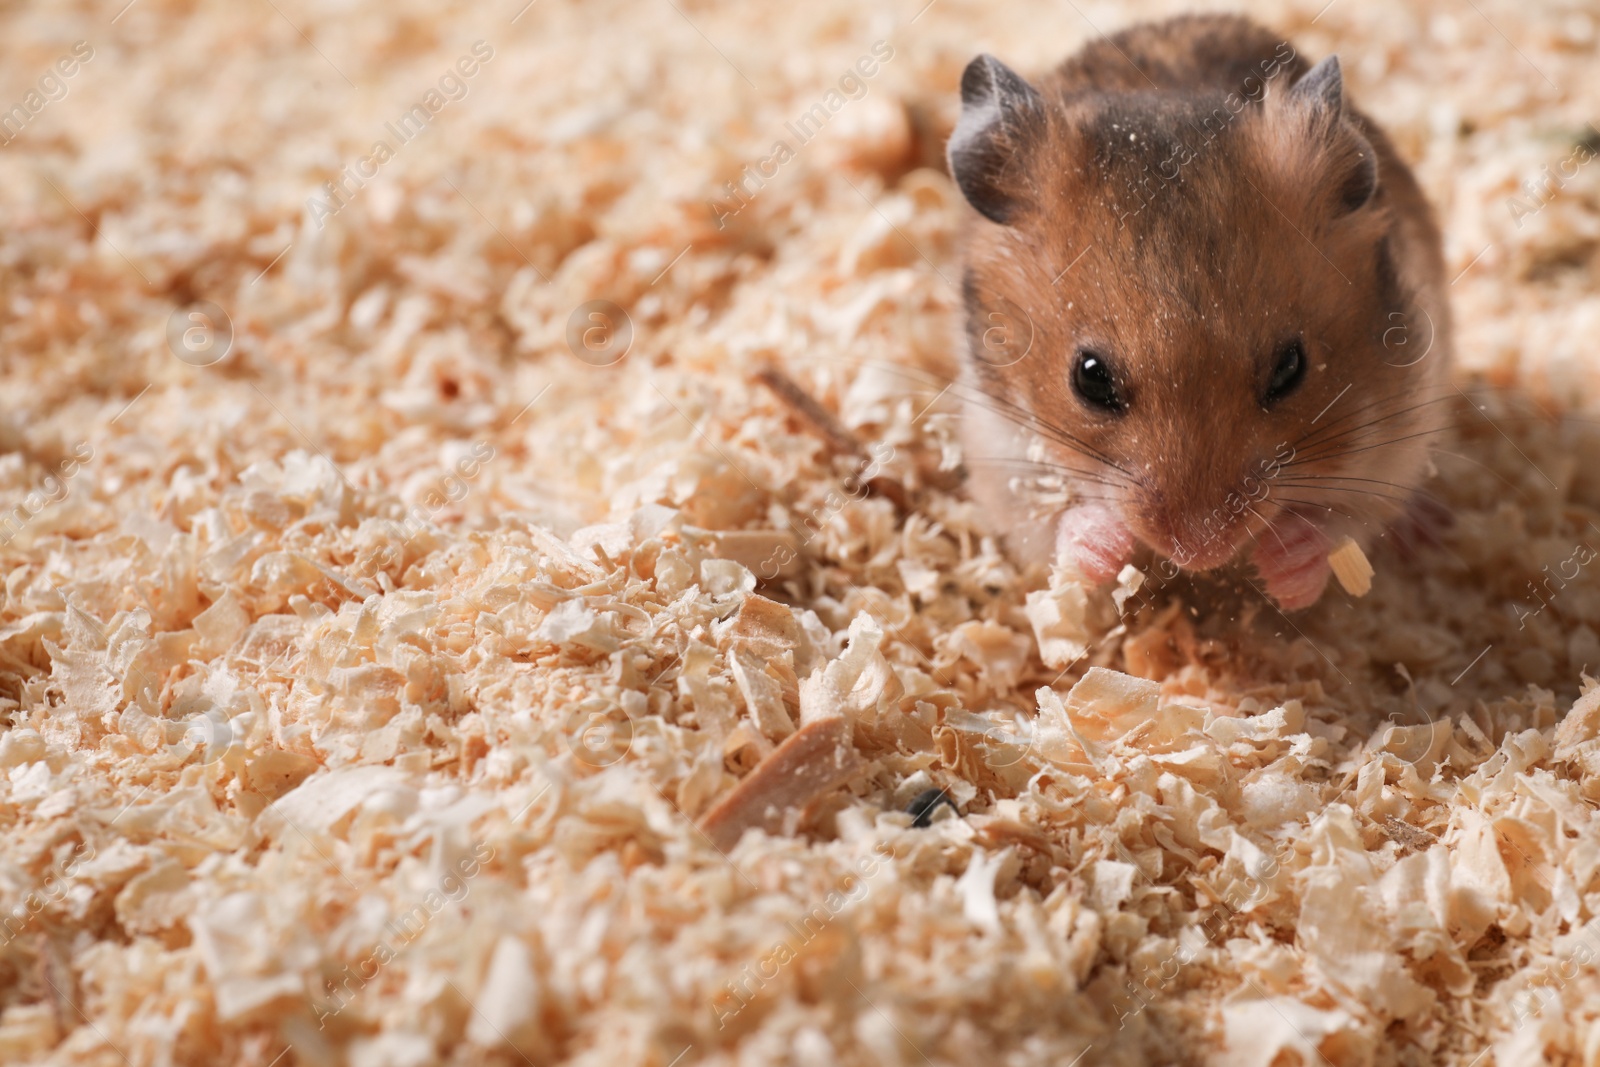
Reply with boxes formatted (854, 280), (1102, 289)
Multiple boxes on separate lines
(1281, 55), (1377, 214)
(1289, 54), (1346, 114)
(948, 55), (1045, 225)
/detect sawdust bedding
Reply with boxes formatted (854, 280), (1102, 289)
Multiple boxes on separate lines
(1, 0), (1599, 1064)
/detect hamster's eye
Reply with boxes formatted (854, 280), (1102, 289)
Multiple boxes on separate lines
(1265, 338), (1307, 403)
(1072, 349), (1123, 413)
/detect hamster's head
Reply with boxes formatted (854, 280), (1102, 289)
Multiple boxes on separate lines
(949, 52), (1446, 605)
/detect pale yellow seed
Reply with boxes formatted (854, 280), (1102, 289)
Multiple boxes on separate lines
(1327, 537), (1374, 597)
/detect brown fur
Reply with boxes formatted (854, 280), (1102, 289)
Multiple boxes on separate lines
(954, 14), (1451, 586)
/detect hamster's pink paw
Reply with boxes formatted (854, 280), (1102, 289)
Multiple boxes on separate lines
(1055, 504), (1135, 583)
(1251, 519), (1333, 611)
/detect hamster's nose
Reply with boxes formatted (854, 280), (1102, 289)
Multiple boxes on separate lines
(1135, 491), (1242, 571)
(1167, 528), (1241, 571)
(1139, 476), (1260, 572)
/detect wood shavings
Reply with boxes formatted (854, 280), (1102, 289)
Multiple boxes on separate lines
(1, 2), (1599, 1064)
(1024, 580), (1095, 669)
(700, 528), (803, 579)
(755, 365), (865, 459)
(698, 716), (862, 850)
(729, 649), (796, 740)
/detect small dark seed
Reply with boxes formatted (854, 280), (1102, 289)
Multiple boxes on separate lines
(906, 787), (958, 828)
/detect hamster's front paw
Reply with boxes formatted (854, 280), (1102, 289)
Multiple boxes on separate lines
(1250, 517), (1332, 611)
(1054, 503), (1135, 583)
(1388, 493), (1453, 559)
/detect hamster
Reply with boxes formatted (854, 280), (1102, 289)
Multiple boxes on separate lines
(947, 14), (1451, 610)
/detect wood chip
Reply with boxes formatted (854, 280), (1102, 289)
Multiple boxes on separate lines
(3, 5), (1597, 1063)
(698, 716), (863, 850)
(1327, 536), (1375, 596)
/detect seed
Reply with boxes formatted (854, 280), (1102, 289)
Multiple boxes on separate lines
(905, 787), (957, 828)
(1327, 537), (1374, 596)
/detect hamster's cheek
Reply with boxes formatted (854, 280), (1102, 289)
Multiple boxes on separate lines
(1250, 521), (1333, 611)
(1054, 504), (1135, 584)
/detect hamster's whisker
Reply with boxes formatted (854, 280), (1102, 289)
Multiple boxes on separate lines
(1293, 400), (1452, 457)
(1243, 504), (1288, 554)
(1291, 389), (1459, 454)
(960, 383), (1137, 481)
(784, 353), (948, 383)
(1276, 473), (1429, 493)
(1396, 381), (1600, 435)
(1272, 480), (1418, 505)
(764, 352), (1138, 482)
(961, 457), (1123, 489)
(1423, 446), (1537, 502)
(1294, 379), (1458, 440)
(1286, 425), (1449, 467)
(1295, 382), (1458, 448)
(1271, 498), (1365, 525)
